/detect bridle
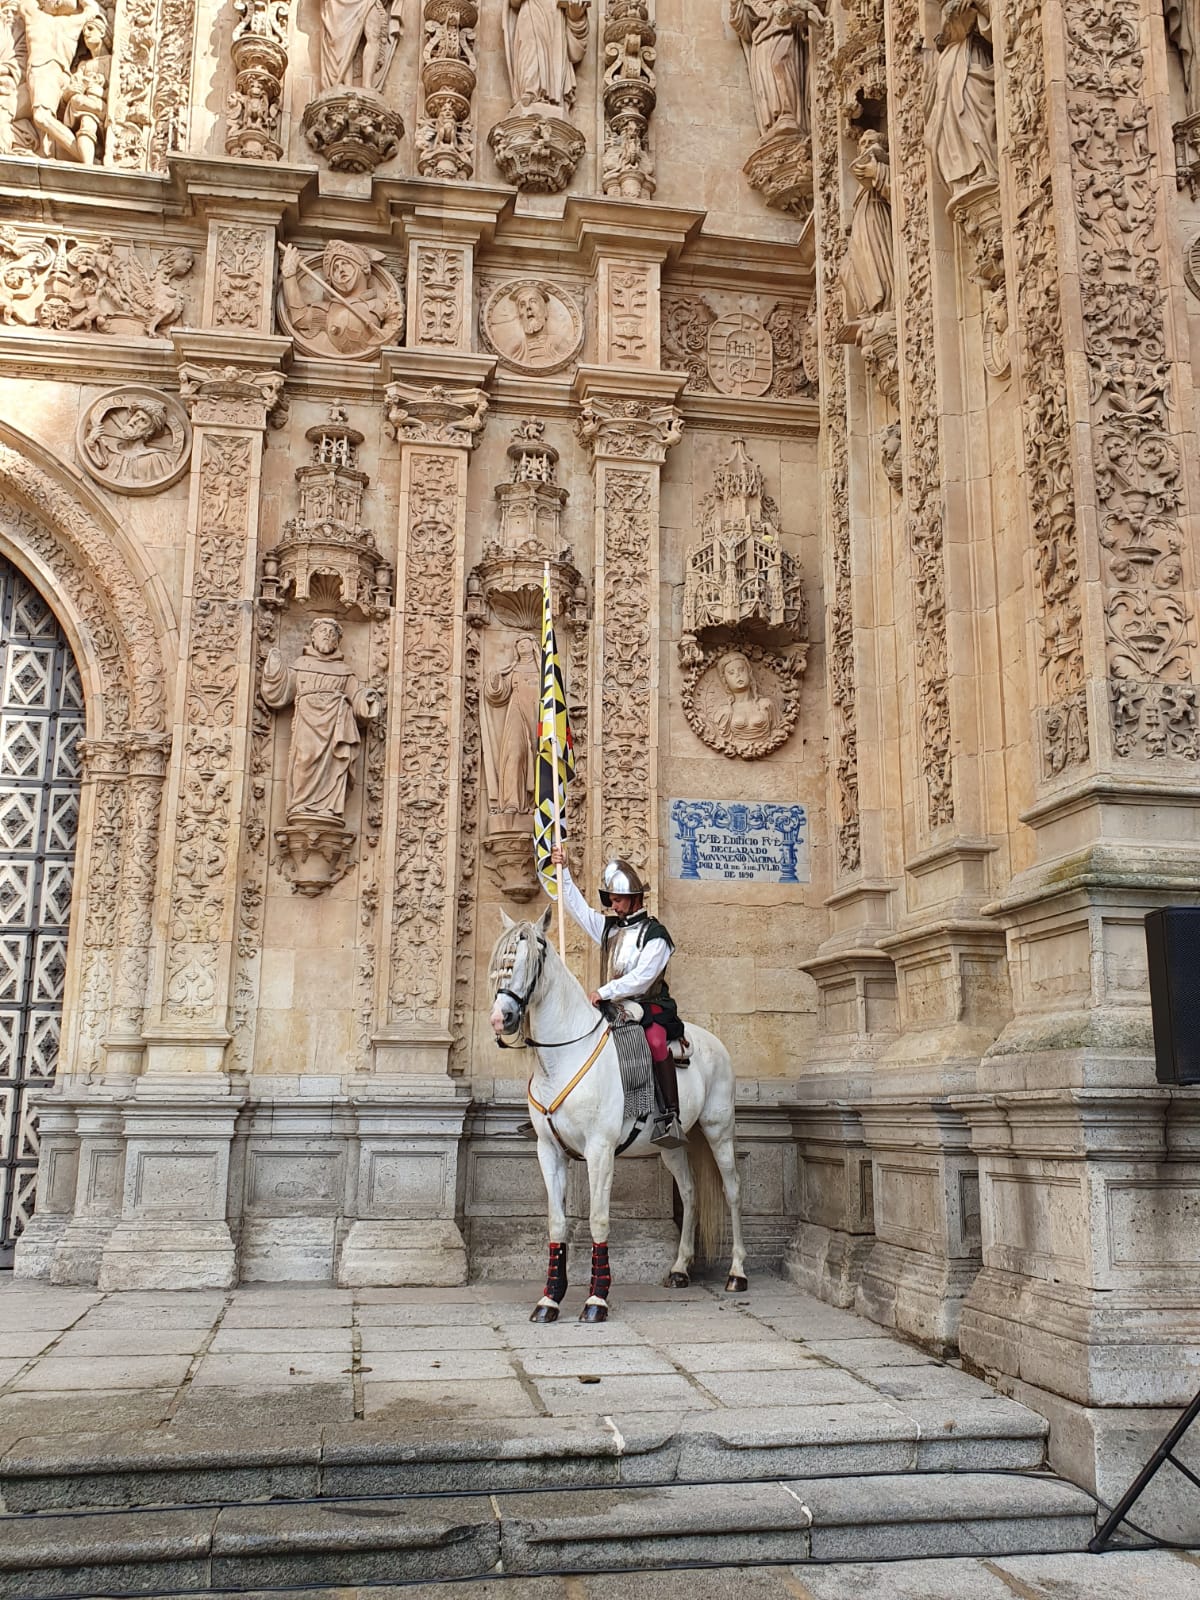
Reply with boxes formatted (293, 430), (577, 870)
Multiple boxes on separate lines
(491, 927), (605, 1051)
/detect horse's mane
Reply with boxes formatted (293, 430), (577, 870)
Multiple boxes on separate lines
(487, 916), (583, 1001)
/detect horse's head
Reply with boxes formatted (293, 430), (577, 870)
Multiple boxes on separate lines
(488, 906), (554, 1041)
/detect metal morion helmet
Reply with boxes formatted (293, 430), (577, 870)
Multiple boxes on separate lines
(599, 858), (649, 907)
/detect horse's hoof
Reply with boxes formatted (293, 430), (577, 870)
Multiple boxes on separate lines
(725, 1274), (749, 1293)
(579, 1302), (609, 1323)
(530, 1303), (560, 1323)
(665, 1271), (690, 1289)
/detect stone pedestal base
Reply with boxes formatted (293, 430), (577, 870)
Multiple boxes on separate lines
(98, 1219), (238, 1291)
(488, 114), (585, 193)
(51, 1218), (117, 1285)
(742, 127), (813, 218)
(303, 88), (403, 173)
(997, 1376), (1200, 1545)
(856, 1239), (982, 1353)
(12, 1212), (70, 1279)
(338, 1219), (468, 1287)
(785, 1222), (875, 1310)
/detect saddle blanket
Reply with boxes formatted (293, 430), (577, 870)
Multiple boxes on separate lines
(611, 1021), (653, 1125)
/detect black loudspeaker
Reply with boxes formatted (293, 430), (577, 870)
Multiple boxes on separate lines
(1144, 909), (1200, 1086)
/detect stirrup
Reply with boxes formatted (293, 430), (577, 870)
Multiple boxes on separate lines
(668, 1037), (692, 1064)
(651, 1115), (685, 1149)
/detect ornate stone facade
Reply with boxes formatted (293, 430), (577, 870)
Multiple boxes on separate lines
(0, 0), (1197, 1507)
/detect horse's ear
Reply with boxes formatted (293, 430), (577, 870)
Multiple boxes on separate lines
(499, 908), (516, 930)
(539, 905), (554, 937)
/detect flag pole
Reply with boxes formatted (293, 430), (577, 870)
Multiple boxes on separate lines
(546, 562), (568, 964)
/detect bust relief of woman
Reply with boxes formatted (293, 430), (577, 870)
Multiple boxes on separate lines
(713, 650), (777, 744)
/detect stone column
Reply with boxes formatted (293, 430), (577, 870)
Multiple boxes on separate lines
(336, 372), (491, 1289)
(574, 376), (682, 892)
(98, 341), (287, 1291)
(955, 0), (1200, 1490)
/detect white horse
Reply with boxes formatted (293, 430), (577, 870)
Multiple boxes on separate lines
(488, 907), (748, 1323)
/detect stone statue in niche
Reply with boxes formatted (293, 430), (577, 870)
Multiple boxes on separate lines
(263, 616), (383, 896)
(840, 128), (894, 329)
(317, 0), (402, 93)
(729, 0), (814, 142)
(1165, 0), (1200, 119)
(503, 0), (590, 114)
(277, 241), (404, 360)
(924, 0), (997, 195)
(76, 386), (191, 494)
(482, 635), (540, 831)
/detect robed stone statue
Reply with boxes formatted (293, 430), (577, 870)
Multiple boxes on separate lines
(503, 0), (591, 114)
(262, 617), (381, 824)
(482, 635), (541, 828)
(728, 0), (819, 141)
(924, 0), (997, 194)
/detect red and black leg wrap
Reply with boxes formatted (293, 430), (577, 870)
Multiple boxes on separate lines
(589, 1242), (612, 1302)
(544, 1242), (568, 1304)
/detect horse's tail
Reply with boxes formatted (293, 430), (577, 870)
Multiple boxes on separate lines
(688, 1132), (727, 1265)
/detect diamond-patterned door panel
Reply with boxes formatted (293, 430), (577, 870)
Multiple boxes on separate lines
(0, 560), (82, 1265)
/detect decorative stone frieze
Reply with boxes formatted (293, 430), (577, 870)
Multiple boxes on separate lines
(0, 232), (194, 336)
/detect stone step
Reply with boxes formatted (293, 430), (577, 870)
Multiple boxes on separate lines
(0, 1472), (1098, 1597)
(0, 1401), (1049, 1512)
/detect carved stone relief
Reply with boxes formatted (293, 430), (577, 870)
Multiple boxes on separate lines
(0, 231), (194, 336)
(226, 0), (289, 162)
(730, 0), (819, 217)
(277, 242), (404, 360)
(681, 643), (805, 759)
(413, 245), (464, 346)
(601, 0), (656, 199)
(489, 0), (590, 192)
(924, 0), (997, 196)
(479, 279), (584, 375)
(261, 403), (391, 619)
(1064, 0), (1199, 760)
(415, 0), (477, 181)
(213, 226), (270, 332)
(0, 0), (111, 164)
(893, 0), (954, 827)
(833, 0), (885, 131)
(76, 386), (191, 495)
(1002, 0), (1088, 777)
(679, 438), (808, 758)
(661, 293), (814, 398)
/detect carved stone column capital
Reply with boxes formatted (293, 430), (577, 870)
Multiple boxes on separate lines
(177, 364), (288, 430)
(382, 383), (489, 449)
(79, 739), (131, 783)
(575, 395), (683, 465)
(122, 733), (172, 781)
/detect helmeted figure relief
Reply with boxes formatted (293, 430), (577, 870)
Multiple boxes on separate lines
(840, 128), (894, 326)
(713, 650), (777, 744)
(317, 0), (401, 92)
(261, 617), (382, 824)
(277, 240), (403, 360)
(924, 0), (997, 194)
(728, 0), (815, 141)
(482, 635), (540, 827)
(503, 0), (590, 114)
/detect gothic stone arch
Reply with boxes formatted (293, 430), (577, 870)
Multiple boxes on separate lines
(0, 438), (170, 1141)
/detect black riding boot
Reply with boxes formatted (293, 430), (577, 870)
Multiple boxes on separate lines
(651, 1058), (684, 1148)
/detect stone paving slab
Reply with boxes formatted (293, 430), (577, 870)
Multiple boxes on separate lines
(128, 1554), (1200, 1600)
(0, 1274), (1049, 1485)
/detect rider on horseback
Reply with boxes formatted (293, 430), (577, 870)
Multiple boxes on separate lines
(550, 844), (689, 1149)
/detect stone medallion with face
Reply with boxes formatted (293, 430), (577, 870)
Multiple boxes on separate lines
(76, 386), (192, 495)
(480, 278), (584, 374)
